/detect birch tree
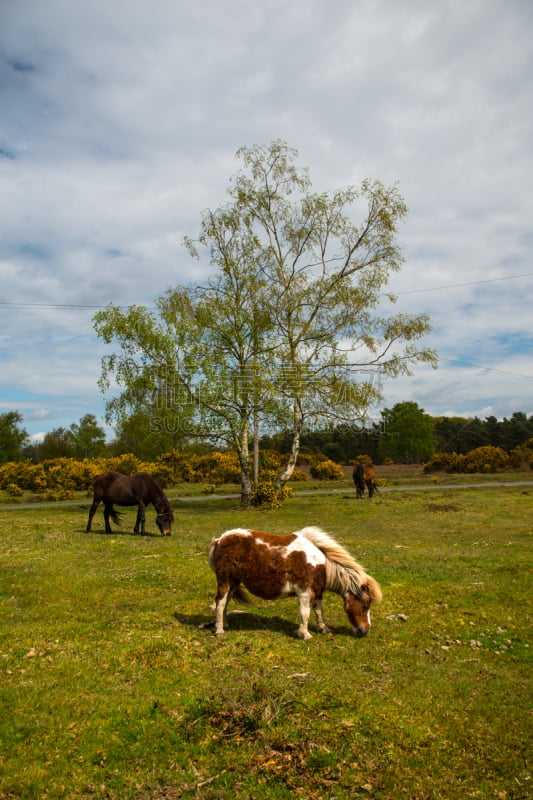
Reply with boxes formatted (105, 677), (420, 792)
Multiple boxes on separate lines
(225, 141), (437, 489)
(95, 140), (437, 503)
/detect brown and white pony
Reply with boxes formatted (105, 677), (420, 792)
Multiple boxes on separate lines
(206, 526), (382, 640)
(353, 463), (377, 498)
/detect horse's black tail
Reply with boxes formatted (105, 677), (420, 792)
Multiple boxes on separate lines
(109, 508), (123, 525)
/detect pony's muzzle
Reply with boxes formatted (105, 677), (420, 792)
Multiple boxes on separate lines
(352, 626), (370, 638)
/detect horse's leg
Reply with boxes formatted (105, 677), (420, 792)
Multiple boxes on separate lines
(214, 581), (231, 635)
(86, 499), (100, 532)
(297, 590), (314, 640)
(136, 501), (146, 535)
(313, 596), (331, 634)
(133, 504), (141, 534)
(367, 480), (374, 498)
(103, 502), (113, 534)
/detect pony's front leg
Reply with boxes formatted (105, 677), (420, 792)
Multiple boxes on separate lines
(313, 596), (332, 634)
(135, 502), (146, 535)
(297, 591), (313, 640)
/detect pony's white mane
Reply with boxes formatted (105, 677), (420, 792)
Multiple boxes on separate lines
(297, 526), (382, 603)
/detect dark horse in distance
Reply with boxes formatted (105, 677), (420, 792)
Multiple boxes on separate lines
(86, 471), (174, 535)
(353, 464), (377, 498)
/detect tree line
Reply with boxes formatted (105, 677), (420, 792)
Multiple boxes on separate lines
(262, 406), (533, 464)
(3, 405), (532, 468)
(0, 412), (107, 464)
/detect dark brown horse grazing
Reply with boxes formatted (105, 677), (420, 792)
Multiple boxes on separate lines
(86, 471), (174, 535)
(353, 463), (377, 498)
(206, 526), (382, 640)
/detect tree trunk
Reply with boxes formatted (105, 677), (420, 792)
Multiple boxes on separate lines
(240, 467), (252, 506)
(275, 400), (303, 491)
(238, 425), (252, 505)
(253, 409), (259, 489)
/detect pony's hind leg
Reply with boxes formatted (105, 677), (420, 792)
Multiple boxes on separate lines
(313, 596), (332, 634)
(214, 583), (231, 635)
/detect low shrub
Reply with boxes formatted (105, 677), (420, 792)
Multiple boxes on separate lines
(249, 481), (292, 509)
(424, 446), (510, 474)
(509, 438), (533, 469)
(288, 469), (309, 482)
(45, 489), (75, 502)
(309, 459), (345, 480)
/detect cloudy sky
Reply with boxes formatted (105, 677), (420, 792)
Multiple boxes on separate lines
(1, 0), (532, 442)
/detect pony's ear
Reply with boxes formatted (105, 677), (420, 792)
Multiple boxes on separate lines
(365, 576), (383, 605)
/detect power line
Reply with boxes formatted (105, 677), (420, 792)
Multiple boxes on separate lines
(0, 272), (531, 311)
(388, 272), (533, 296)
(1, 278), (531, 382)
(0, 302), (132, 309)
(439, 357), (533, 382)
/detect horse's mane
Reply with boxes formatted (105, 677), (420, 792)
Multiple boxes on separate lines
(297, 526), (382, 603)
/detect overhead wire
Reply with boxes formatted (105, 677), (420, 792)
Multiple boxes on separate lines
(1, 273), (531, 381)
(0, 271), (531, 310)
(387, 272), (533, 296)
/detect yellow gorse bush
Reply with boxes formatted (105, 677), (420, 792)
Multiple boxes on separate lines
(0, 449), (288, 494)
(309, 459), (345, 480)
(424, 446), (510, 474)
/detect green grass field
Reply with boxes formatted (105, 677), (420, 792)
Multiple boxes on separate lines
(0, 480), (531, 799)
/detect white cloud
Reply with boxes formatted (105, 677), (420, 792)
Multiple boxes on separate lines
(1, 0), (532, 437)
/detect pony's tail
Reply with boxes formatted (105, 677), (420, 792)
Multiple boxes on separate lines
(109, 509), (123, 525)
(208, 539), (218, 572)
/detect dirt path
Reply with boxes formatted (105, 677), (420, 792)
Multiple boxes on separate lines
(1, 480), (532, 511)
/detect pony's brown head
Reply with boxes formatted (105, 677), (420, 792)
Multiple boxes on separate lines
(343, 576), (382, 637)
